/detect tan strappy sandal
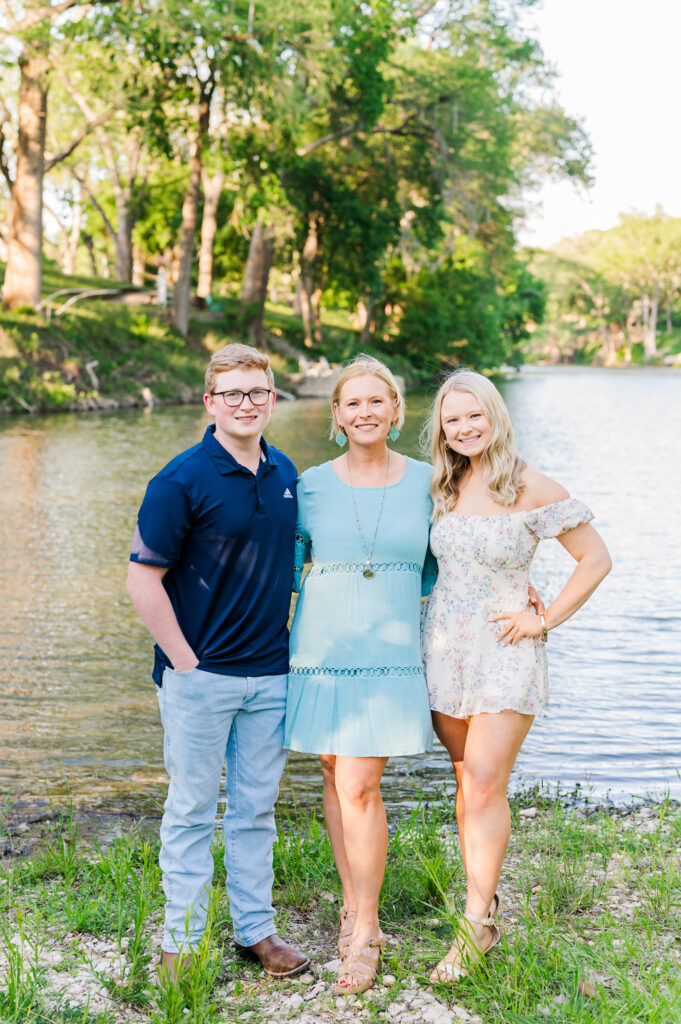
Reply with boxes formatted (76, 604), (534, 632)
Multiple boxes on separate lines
(338, 906), (357, 959)
(430, 909), (500, 983)
(334, 932), (386, 995)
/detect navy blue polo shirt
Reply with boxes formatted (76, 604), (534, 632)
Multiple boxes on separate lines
(130, 425), (297, 685)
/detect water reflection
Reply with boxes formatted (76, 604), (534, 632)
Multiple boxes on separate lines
(1, 367), (680, 816)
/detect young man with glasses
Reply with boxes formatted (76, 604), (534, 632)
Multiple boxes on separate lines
(127, 343), (309, 982)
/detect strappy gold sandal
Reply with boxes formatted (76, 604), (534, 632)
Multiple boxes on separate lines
(430, 909), (500, 983)
(334, 932), (386, 995)
(338, 906), (357, 959)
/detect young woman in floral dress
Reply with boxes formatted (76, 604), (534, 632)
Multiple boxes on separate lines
(421, 370), (611, 982)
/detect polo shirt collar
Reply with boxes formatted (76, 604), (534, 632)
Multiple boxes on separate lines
(202, 425), (278, 475)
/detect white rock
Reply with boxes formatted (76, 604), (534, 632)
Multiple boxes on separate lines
(421, 1005), (453, 1024)
(451, 1005), (471, 1021)
(298, 971), (315, 984)
(323, 957), (342, 972)
(383, 973), (397, 986)
(304, 981), (326, 1000)
(519, 806), (538, 818)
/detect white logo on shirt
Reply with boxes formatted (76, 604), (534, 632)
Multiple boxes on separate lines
(283, 487), (294, 499)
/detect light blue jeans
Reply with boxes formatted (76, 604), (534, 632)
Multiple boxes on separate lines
(157, 666), (288, 952)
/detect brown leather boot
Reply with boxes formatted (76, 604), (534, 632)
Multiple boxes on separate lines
(235, 934), (310, 978)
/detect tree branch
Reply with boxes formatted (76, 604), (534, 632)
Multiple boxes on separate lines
(296, 90), (458, 157)
(296, 118), (433, 157)
(43, 200), (70, 243)
(0, 0), (120, 44)
(44, 105), (116, 171)
(71, 168), (116, 241)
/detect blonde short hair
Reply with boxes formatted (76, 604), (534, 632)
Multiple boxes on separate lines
(329, 355), (405, 440)
(426, 369), (525, 521)
(204, 343), (274, 394)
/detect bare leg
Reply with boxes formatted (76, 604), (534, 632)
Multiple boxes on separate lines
(333, 756), (388, 987)
(433, 712), (469, 870)
(454, 761), (466, 870)
(430, 710), (533, 979)
(461, 711), (533, 926)
(320, 755), (356, 914)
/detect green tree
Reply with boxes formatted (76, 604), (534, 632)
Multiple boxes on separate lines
(0, 0), (121, 308)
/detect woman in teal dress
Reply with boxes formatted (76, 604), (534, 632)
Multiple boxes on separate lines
(285, 356), (433, 995)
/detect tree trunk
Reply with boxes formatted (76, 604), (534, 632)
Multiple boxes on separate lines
(602, 325), (618, 365)
(300, 276), (314, 347)
(172, 85), (212, 337)
(64, 200), (82, 276)
(132, 246), (145, 286)
(666, 294), (673, 334)
(241, 221), (274, 348)
(643, 283), (659, 359)
(114, 191), (133, 282)
(312, 287), (323, 343)
(2, 50), (47, 309)
(293, 276), (303, 316)
(359, 299), (374, 343)
(300, 217), (321, 347)
(197, 168), (224, 302)
(82, 232), (98, 276)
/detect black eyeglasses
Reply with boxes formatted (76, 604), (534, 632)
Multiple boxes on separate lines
(212, 388), (272, 407)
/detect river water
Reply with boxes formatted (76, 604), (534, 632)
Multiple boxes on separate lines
(1, 366), (679, 818)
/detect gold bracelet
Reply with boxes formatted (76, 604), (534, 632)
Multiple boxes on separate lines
(539, 612), (548, 644)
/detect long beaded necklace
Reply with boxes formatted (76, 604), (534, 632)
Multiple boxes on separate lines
(347, 450), (390, 579)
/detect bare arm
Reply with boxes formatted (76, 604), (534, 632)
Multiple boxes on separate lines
(126, 562), (198, 672)
(545, 523), (612, 630)
(492, 523), (612, 645)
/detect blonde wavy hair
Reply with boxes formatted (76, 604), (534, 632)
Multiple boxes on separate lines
(329, 355), (405, 440)
(426, 370), (525, 521)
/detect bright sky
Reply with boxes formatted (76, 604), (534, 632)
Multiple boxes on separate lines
(518, 0), (681, 248)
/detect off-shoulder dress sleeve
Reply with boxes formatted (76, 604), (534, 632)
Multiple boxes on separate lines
(525, 498), (594, 539)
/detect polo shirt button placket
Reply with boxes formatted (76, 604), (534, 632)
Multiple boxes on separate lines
(254, 478), (265, 516)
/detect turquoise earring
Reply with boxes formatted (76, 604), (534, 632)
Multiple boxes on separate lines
(388, 426), (400, 442)
(335, 430), (347, 447)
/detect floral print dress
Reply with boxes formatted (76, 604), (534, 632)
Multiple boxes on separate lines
(421, 498), (593, 718)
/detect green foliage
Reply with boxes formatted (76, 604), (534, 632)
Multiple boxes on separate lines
(272, 812), (339, 911)
(1, 0), (598, 369)
(382, 809), (460, 919)
(387, 246), (543, 370)
(529, 211), (681, 363)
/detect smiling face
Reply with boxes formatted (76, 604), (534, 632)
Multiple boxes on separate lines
(334, 374), (398, 449)
(440, 389), (493, 459)
(203, 366), (275, 450)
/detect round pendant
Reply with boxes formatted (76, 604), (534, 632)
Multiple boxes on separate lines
(363, 568), (374, 579)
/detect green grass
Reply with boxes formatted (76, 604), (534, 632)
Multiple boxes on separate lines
(2, 796), (680, 1023)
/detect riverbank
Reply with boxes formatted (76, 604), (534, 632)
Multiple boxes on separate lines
(0, 264), (418, 416)
(2, 794), (679, 1024)
(4, 265), (679, 418)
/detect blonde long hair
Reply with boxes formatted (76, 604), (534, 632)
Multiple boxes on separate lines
(426, 370), (525, 521)
(329, 355), (405, 440)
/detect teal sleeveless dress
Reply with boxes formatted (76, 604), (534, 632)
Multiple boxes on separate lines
(284, 457), (434, 757)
